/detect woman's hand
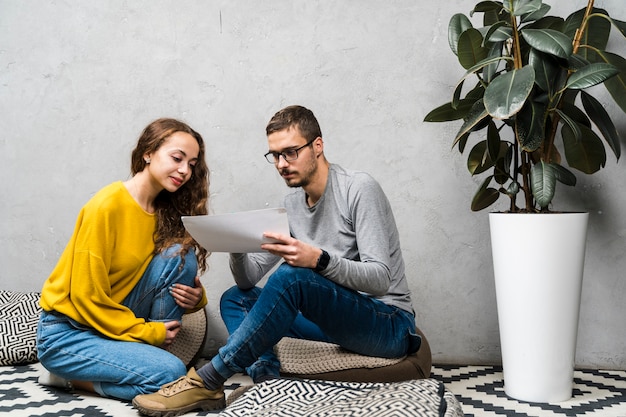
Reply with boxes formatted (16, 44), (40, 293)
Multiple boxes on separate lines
(162, 320), (181, 348)
(171, 276), (204, 309)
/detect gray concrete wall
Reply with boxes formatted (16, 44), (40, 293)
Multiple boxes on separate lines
(1, 0), (624, 369)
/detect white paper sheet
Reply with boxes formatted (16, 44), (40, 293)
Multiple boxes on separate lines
(182, 208), (289, 253)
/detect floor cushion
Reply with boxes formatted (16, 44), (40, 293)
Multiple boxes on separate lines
(276, 325), (432, 383)
(0, 291), (42, 366)
(221, 377), (464, 417)
(169, 307), (207, 368)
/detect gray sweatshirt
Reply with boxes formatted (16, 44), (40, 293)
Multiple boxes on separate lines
(229, 164), (413, 314)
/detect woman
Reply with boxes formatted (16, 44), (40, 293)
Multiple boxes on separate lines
(37, 118), (211, 401)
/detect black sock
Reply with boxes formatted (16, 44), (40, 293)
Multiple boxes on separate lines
(196, 361), (227, 391)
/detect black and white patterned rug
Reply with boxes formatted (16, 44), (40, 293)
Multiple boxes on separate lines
(1, 362), (625, 417)
(436, 365), (626, 417)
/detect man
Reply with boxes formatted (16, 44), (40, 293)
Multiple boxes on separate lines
(132, 105), (425, 416)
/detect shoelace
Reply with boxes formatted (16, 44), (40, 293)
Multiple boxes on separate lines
(160, 375), (200, 396)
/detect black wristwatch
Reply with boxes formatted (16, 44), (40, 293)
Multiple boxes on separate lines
(314, 249), (330, 272)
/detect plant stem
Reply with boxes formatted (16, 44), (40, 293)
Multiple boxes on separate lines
(510, 12), (523, 69)
(573, 0), (595, 54)
(545, 0), (594, 164)
(510, 12), (525, 211)
(521, 151), (533, 211)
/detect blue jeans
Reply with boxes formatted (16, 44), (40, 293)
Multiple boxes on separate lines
(36, 245), (197, 400)
(213, 263), (421, 382)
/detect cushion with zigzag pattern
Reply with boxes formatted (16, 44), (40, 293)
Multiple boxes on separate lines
(0, 291), (42, 366)
(221, 378), (464, 417)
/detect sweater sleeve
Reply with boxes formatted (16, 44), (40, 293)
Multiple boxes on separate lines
(69, 249), (166, 345)
(229, 252), (281, 289)
(321, 175), (394, 296)
(40, 183), (166, 345)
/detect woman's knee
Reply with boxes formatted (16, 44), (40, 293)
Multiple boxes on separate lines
(159, 244), (198, 285)
(155, 357), (187, 383)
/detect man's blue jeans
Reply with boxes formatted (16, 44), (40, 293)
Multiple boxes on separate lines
(214, 263), (421, 382)
(36, 245), (197, 400)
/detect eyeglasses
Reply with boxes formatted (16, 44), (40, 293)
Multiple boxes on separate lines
(264, 139), (315, 164)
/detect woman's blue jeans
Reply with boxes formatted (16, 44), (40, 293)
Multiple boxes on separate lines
(214, 263), (421, 382)
(36, 245), (197, 400)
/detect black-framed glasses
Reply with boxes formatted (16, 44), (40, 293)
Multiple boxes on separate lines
(264, 139), (315, 164)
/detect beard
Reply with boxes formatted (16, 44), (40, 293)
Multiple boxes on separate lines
(280, 156), (318, 188)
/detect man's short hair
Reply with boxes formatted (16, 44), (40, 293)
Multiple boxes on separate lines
(266, 105), (322, 142)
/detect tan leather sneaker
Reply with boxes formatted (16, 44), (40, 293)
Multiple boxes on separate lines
(132, 368), (225, 417)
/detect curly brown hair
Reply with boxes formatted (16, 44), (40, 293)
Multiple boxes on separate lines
(130, 118), (210, 273)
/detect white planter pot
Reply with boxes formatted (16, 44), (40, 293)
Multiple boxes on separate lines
(489, 212), (588, 403)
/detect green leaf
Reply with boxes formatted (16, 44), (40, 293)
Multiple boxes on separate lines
(484, 66), (535, 119)
(527, 16), (565, 31)
(457, 56), (511, 87)
(471, 176), (500, 211)
(506, 181), (520, 195)
(448, 14), (473, 55)
(494, 144), (514, 184)
(516, 100), (546, 152)
(521, 3), (550, 23)
(594, 50), (626, 114)
(453, 99), (490, 147)
(564, 8), (611, 63)
(553, 163), (577, 187)
(468, 141), (494, 175)
(530, 161), (557, 209)
(487, 120), (500, 161)
(565, 63), (619, 90)
(484, 22), (512, 43)
(580, 91), (621, 160)
(521, 29), (573, 59)
(472, 1), (504, 15)
(562, 123), (607, 174)
(606, 16), (626, 38)
(465, 83), (486, 101)
(560, 101), (591, 128)
(424, 99), (477, 122)
(452, 79), (465, 109)
(483, 42), (504, 83)
(472, 2), (508, 26)
(503, 0), (542, 17)
(555, 109), (582, 143)
(457, 131), (470, 153)
(529, 49), (559, 94)
(458, 28), (489, 69)
(569, 54), (591, 70)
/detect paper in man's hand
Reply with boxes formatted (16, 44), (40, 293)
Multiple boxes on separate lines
(182, 208), (289, 253)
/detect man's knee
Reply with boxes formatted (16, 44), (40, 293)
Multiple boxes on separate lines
(220, 285), (260, 310)
(267, 264), (320, 290)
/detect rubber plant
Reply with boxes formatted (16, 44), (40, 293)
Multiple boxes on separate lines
(424, 0), (626, 212)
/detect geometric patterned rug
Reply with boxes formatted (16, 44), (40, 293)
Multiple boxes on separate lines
(2, 362), (625, 417)
(434, 365), (626, 417)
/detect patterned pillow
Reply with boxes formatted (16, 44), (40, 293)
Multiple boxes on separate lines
(223, 378), (465, 417)
(0, 291), (42, 366)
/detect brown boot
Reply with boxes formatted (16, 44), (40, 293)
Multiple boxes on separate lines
(132, 368), (225, 417)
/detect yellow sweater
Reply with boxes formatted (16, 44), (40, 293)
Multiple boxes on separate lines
(41, 181), (203, 346)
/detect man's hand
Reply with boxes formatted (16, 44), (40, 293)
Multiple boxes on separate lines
(162, 320), (181, 348)
(261, 232), (322, 269)
(171, 276), (203, 309)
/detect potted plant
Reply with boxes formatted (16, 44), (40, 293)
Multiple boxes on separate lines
(424, 0), (625, 403)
